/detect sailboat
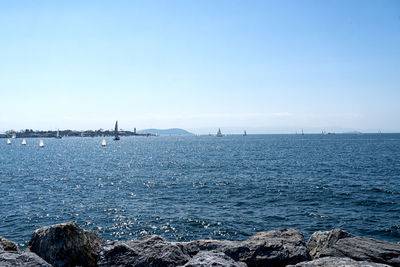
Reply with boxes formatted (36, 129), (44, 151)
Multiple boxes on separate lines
(7, 139), (11, 145)
(243, 130), (247, 136)
(56, 129), (62, 139)
(114, 121), (120, 141)
(216, 128), (223, 137)
(101, 138), (107, 147)
(22, 139), (26, 145)
(12, 133), (16, 139)
(301, 129), (304, 135)
(39, 140), (44, 148)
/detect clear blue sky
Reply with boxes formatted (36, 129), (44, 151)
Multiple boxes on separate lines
(1, 0), (399, 133)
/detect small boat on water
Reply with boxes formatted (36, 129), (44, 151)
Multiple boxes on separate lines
(39, 140), (44, 148)
(12, 134), (16, 139)
(216, 128), (223, 137)
(56, 129), (62, 139)
(7, 139), (11, 145)
(243, 130), (247, 136)
(101, 138), (107, 147)
(22, 139), (26, 145)
(113, 121), (120, 141)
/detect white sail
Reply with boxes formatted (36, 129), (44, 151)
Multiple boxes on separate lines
(39, 140), (44, 147)
(22, 139), (26, 145)
(7, 139), (11, 145)
(101, 139), (107, 147)
(56, 129), (62, 139)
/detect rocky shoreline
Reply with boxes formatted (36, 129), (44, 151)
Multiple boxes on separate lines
(1, 222), (400, 266)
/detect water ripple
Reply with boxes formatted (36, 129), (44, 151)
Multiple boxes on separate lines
(0, 134), (400, 247)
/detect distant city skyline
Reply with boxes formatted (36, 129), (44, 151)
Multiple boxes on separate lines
(1, 1), (399, 134)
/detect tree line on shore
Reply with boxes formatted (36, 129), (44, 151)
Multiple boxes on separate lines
(0, 129), (153, 138)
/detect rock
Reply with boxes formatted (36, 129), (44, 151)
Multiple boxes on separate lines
(0, 236), (20, 252)
(287, 256), (390, 266)
(177, 229), (309, 267)
(26, 222), (103, 267)
(307, 229), (400, 266)
(307, 230), (350, 259)
(97, 235), (191, 267)
(0, 251), (52, 267)
(180, 251), (247, 267)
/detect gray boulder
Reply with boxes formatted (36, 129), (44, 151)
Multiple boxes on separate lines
(307, 229), (400, 266)
(0, 236), (20, 252)
(180, 251), (247, 267)
(97, 235), (191, 267)
(287, 256), (390, 266)
(0, 251), (52, 267)
(26, 222), (103, 267)
(177, 229), (309, 267)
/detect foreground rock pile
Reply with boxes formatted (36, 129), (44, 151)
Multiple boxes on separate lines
(0, 236), (51, 267)
(1, 222), (399, 266)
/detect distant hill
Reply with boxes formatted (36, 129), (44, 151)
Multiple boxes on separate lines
(137, 128), (194, 136)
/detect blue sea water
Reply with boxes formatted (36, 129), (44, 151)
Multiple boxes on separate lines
(1, 134), (400, 248)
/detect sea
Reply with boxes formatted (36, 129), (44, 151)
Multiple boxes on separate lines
(1, 134), (400, 248)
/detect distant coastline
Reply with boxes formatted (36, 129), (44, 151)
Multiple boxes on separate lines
(1, 129), (395, 138)
(0, 128), (193, 138)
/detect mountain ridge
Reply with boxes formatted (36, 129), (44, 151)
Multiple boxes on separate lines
(137, 128), (194, 136)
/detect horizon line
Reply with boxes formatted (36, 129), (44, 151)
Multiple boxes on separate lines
(0, 128), (398, 135)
